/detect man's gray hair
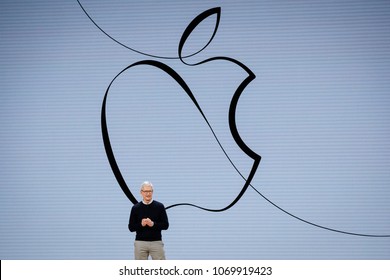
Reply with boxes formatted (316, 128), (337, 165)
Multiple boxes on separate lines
(140, 181), (153, 191)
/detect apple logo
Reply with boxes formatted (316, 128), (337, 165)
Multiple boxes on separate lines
(100, 7), (261, 211)
(79, 1), (390, 236)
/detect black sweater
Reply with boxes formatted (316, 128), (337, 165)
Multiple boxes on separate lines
(128, 200), (169, 241)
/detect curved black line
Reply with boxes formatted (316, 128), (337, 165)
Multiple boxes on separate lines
(96, 4), (259, 211)
(101, 66), (138, 204)
(163, 7), (262, 211)
(97, 3), (390, 237)
(175, 8), (390, 236)
(76, 0), (214, 60)
(249, 184), (390, 238)
(163, 57), (262, 212)
(102, 59), (260, 212)
(179, 7), (221, 60)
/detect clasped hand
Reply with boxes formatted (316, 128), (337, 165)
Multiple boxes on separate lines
(141, 218), (154, 227)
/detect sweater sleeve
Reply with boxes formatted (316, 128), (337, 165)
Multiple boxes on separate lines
(128, 206), (141, 232)
(153, 204), (169, 231)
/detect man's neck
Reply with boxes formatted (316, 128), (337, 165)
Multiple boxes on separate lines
(142, 199), (153, 205)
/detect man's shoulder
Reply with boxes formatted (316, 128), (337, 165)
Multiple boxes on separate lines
(131, 200), (166, 209)
(131, 201), (143, 209)
(151, 200), (165, 208)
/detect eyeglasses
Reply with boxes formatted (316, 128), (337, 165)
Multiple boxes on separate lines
(141, 190), (153, 193)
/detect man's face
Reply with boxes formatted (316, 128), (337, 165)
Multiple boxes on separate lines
(141, 185), (153, 203)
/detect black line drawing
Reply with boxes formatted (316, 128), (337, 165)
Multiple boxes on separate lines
(78, 0), (390, 237)
(101, 8), (260, 212)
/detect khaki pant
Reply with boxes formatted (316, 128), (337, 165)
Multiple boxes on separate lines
(134, 240), (166, 260)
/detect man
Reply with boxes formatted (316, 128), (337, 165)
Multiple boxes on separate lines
(128, 181), (169, 260)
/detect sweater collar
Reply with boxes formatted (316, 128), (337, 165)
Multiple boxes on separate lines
(142, 199), (153, 205)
